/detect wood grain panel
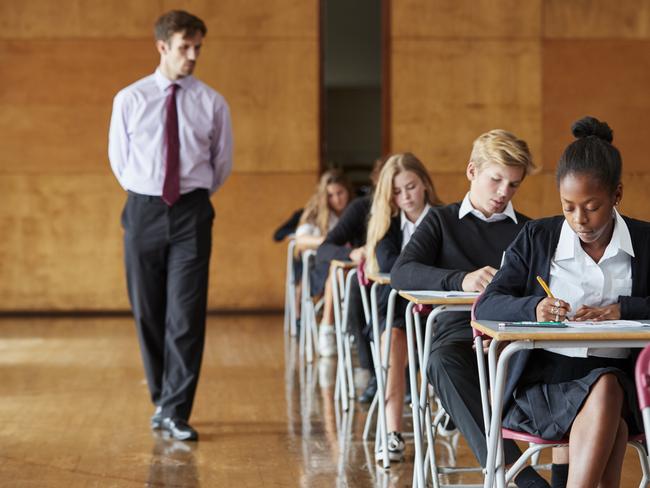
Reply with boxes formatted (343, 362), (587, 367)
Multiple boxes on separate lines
(0, 104), (114, 173)
(200, 38), (318, 173)
(544, 0), (650, 39)
(392, 0), (541, 38)
(161, 0), (318, 38)
(0, 37), (317, 174)
(0, 173), (316, 311)
(0, 0), (163, 39)
(0, 40), (157, 106)
(542, 40), (650, 174)
(391, 39), (541, 173)
(620, 173), (650, 221)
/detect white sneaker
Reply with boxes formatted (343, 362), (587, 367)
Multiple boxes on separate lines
(376, 431), (405, 462)
(318, 324), (337, 357)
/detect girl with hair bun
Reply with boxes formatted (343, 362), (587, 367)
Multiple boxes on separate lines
(477, 116), (650, 486)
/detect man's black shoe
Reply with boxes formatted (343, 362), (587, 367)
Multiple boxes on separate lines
(358, 375), (377, 403)
(151, 406), (163, 430)
(161, 417), (199, 441)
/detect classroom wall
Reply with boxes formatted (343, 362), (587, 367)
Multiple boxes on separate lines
(1, 1), (649, 312)
(391, 0), (650, 221)
(0, 1), (319, 311)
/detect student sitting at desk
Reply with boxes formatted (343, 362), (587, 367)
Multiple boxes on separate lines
(315, 158), (388, 401)
(293, 169), (352, 329)
(476, 116), (650, 487)
(391, 130), (555, 488)
(365, 152), (443, 461)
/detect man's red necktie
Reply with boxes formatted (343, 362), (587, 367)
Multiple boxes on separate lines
(162, 84), (180, 206)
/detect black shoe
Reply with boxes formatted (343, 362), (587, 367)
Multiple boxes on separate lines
(151, 406), (163, 430)
(358, 375), (377, 403)
(161, 417), (199, 441)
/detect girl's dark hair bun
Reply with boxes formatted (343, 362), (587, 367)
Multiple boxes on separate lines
(571, 116), (613, 143)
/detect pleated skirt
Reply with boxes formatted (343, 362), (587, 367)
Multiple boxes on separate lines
(502, 350), (642, 440)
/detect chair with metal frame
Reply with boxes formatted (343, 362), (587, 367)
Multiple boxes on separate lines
(330, 259), (359, 414)
(357, 265), (397, 470)
(284, 237), (298, 337)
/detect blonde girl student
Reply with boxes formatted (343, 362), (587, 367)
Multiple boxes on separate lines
(364, 152), (443, 461)
(476, 116), (650, 487)
(293, 169), (352, 328)
(295, 169), (352, 251)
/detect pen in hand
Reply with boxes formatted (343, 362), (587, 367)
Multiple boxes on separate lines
(535, 275), (570, 322)
(536, 275), (554, 298)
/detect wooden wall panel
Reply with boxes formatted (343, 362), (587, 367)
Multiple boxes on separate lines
(542, 40), (650, 176)
(0, 1), (164, 39)
(392, 0), (541, 38)
(391, 39), (542, 173)
(544, 0), (650, 39)
(0, 173), (315, 311)
(0, 40), (156, 106)
(200, 39), (318, 173)
(161, 0), (317, 38)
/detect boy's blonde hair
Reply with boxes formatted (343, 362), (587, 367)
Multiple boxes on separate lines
(470, 129), (536, 175)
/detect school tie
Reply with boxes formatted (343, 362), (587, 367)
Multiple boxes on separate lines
(162, 83), (180, 206)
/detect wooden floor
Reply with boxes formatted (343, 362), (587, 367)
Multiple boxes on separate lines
(0, 314), (645, 487)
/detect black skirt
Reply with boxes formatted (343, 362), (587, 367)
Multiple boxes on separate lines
(502, 350), (642, 440)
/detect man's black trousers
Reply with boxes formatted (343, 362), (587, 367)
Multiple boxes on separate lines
(122, 189), (213, 421)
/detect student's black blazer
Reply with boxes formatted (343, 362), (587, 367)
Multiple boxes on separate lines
(376, 216), (403, 273)
(475, 215), (650, 408)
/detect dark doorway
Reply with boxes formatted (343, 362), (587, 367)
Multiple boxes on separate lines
(320, 0), (387, 189)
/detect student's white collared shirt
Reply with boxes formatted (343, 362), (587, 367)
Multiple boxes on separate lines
(458, 193), (518, 223)
(295, 214), (340, 238)
(546, 209), (634, 358)
(400, 204), (431, 250)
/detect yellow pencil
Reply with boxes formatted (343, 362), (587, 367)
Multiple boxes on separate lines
(536, 275), (555, 299)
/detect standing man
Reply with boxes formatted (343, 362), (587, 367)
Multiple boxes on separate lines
(109, 10), (232, 441)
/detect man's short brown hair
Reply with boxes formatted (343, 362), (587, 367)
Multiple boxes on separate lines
(154, 10), (207, 43)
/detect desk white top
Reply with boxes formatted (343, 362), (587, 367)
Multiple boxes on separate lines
(472, 319), (650, 341)
(399, 290), (478, 305)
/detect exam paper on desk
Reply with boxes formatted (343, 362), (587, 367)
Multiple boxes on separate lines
(565, 320), (648, 328)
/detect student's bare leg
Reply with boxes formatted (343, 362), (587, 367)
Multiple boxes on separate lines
(567, 374), (623, 487)
(552, 447), (569, 464)
(383, 328), (408, 432)
(321, 277), (333, 326)
(599, 418), (627, 488)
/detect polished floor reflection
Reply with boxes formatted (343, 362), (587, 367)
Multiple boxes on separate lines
(0, 314), (645, 487)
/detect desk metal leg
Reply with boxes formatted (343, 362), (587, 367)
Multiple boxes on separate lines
(342, 270), (357, 400)
(406, 301), (425, 488)
(331, 265), (349, 412)
(484, 341), (531, 488)
(370, 282), (390, 469)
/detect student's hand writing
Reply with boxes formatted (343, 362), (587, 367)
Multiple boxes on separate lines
(571, 303), (621, 321)
(535, 297), (571, 322)
(349, 247), (365, 264)
(461, 266), (497, 292)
